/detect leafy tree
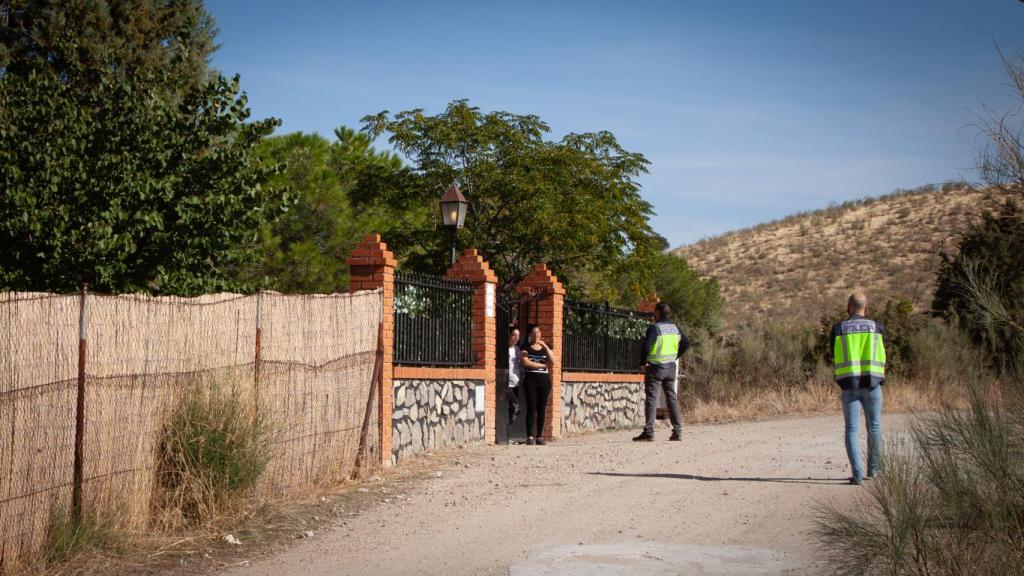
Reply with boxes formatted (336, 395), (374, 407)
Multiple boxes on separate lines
(0, 1), (281, 294)
(243, 128), (402, 293)
(1, 0), (218, 89)
(652, 253), (723, 333)
(357, 100), (660, 297)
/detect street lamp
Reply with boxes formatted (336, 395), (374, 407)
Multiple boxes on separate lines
(439, 181), (468, 264)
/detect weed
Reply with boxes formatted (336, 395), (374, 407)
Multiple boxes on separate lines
(44, 507), (122, 566)
(811, 384), (1024, 575)
(154, 382), (273, 529)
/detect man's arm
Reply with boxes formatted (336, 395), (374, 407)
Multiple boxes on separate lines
(641, 324), (656, 366)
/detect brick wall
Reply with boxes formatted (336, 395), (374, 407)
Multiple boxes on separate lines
(346, 234), (396, 466)
(515, 263), (566, 439)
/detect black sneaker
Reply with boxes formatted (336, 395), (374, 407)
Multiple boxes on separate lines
(526, 437), (536, 445)
(632, 433), (654, 442)
(536, 438), (546, 446)
(849, 477), (863, 486)
(669, 432), (682, 441)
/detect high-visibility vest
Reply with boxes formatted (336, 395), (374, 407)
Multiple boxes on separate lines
(647, 323), (682, 365)
(833, 318), (886, 385)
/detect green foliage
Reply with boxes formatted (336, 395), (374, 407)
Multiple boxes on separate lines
(0, 1), (282, 294)
(563, 304), (649, 340)
(652, 252), (723, 333)
(0, 0), (218, 89)
(44, 507), (121, 566)
(934, 200), (1024, 378)
(358, 100), (660, 296)
(156, 383), (271, 527)
(812, 386), (1024, 575)
(241, 128), (404, 293)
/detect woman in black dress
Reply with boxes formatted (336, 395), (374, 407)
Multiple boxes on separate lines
(519, 323), (554, 445)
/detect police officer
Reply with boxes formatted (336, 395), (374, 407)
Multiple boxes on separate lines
(634, 302), (690, 442)
(830, 293), (887, 485)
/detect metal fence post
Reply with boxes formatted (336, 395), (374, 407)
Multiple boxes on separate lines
(603, 302), (610, 371)
(72, 283), (88, 525)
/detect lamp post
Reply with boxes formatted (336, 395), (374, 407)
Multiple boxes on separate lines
(439, 181), (468, 264)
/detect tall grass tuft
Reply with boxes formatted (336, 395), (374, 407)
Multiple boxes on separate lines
(154, 382), (273, 529)
(43, 507), (122, 567)
(812, 384), (1024, 575)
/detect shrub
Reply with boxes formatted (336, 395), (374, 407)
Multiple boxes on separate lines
(812, 385), (1024, 575)
(155, 382), (272, 528)
(934, 200), (1024, 379)
(44, 507), (122, 566)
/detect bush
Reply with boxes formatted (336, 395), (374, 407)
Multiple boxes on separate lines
(934, 200), (1024, 379)
(44, 507), (122, 566)
(812, 385), (1024, 575)
(155, 382), (272, 528)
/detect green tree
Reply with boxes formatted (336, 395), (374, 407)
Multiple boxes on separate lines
(1, 0), (218, 88)
(243, 128), (403, 293)
(0, 1), (281, 294)
(652, 253), (723, 333)
(358, 100), (660, 297)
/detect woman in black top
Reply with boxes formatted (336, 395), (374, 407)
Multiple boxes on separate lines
(519, 323), (554, 445)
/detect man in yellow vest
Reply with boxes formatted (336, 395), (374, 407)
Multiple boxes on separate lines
(634, 302), (689, 442)
(830, 293), (887, 485)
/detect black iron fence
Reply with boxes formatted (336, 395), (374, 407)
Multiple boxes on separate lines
(393, 271), (474, 366)
(562, 299), (651, 373)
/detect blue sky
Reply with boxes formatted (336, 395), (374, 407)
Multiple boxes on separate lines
(206, 1), (1024, 247)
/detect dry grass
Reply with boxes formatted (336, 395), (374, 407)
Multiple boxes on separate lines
(152, 380), (273, 531)
(811, 382), (1023, 575)
(675, 184), (1005, 327)
(681, 378), (964, 425)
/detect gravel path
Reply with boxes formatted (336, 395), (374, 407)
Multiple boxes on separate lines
(226, 414), (898, 576)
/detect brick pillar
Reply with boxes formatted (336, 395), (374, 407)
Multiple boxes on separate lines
(516, 263), (566, 440)
(347, 234), (397, 467)
(446, 249), (498, 443)
(638, 293), (658, 315)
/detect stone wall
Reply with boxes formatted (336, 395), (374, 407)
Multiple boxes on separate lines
(392, 379), (485, 464)
(561, 380), (644, 434)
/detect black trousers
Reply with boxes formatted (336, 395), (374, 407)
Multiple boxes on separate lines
(523, 372), (552, 438)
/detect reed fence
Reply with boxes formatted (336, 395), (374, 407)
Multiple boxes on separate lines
(0, 289), (382, 571)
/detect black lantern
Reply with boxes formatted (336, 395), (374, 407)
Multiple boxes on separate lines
(439, 182), (468, 264)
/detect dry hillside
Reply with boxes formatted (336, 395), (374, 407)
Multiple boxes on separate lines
(674, 185), (1001, 328)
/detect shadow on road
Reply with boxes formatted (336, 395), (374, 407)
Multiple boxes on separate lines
(588, 472), (844, 485)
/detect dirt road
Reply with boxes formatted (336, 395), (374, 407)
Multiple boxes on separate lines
(226, 414), (897, 576)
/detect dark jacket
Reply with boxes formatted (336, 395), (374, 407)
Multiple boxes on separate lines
(642, 319), (691, 367)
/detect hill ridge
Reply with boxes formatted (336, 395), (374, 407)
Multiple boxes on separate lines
(672, 183), (994, 327)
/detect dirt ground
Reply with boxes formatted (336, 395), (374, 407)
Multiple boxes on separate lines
(215, 414), (902, 576)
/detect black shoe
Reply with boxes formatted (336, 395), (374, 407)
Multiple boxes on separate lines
(632, 433), (654, 442)
(535, 438), (546, 446)
(526, 437), (536, 445)
(669, 432), (682, 441)
(849, 477), (863, 486)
